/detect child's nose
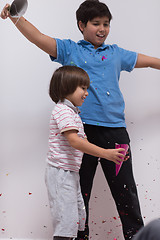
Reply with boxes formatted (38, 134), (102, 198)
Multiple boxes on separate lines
(99, 25), (105, 31)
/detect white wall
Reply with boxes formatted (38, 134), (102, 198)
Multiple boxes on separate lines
(0, 0), (160, 239)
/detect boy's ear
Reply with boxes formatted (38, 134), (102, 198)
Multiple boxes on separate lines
(78, 21), (85, 33)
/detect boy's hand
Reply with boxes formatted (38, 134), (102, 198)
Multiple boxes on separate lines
(1, 4), (10, 19)
(64, 130), (129, 165)
(104, 148), (129, 165)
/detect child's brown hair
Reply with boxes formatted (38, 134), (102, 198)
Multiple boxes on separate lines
(49, 66), (90, 103)
(76, 0), (112, 33)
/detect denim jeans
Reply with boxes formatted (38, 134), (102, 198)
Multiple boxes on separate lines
(76, 125), (144, 240)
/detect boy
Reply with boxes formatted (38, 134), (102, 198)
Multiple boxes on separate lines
(1, 0), (160, 239)
(46, 65), (127, 240)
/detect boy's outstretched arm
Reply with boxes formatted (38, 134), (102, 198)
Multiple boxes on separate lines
(0, 4), (57, 58)
(63, 130), (128, 165)
(135, 53), (160, 70)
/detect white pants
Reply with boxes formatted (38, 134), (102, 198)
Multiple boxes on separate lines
(45, 164), (86, 238)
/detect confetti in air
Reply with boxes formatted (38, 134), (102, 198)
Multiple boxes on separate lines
(102, 220), (106, 223)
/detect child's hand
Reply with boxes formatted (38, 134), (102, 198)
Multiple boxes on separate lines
(1, 4), (10, 19)
(104, 148), (129, 165)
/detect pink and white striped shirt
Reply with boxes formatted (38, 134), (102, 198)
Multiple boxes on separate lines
(47, 99), (86, 172)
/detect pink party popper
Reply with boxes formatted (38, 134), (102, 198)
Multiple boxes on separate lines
(115, 143), (129, 176)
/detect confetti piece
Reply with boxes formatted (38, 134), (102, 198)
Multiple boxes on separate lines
(0, 194), (2, 197)
(70, 61), (78, 67)
(102, 55), (107, 61)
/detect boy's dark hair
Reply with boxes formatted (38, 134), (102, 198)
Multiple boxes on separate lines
(76, 0), (112, 32)
(49, 66), (90, 103)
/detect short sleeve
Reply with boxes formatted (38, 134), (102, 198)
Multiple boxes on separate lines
(50, 38), (73, 65)
(114, 45), (138, 72)
(54, 106), (79, 133)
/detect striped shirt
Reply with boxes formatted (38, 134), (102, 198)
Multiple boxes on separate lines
(47, 99), (86, 172)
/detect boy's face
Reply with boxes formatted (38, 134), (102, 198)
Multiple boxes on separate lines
(66, 86), (88, 107)
(79, 16), (110, 49)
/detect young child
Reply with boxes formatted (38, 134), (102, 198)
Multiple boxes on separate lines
(1, 1), (160, 239)
(45, 65), (127, 240)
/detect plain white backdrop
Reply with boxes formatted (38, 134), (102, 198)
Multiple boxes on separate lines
(0, 0), (160, 239)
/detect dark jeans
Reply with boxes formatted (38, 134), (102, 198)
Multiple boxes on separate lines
(76, 125), (144, 240)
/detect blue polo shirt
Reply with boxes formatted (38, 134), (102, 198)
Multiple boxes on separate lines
(50, 39), (137, 128)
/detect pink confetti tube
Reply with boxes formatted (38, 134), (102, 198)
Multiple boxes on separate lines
(115, 143), (129, 176)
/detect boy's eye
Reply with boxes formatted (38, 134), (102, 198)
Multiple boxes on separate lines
(91, 23), (99, 27)
(104, 23), (110, 27)
(92, 23), (110, 28)
(81, 86), (87, 90)
(91, 21), (99, 26)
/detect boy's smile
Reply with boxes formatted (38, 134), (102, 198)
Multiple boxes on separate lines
(66, 86), (88, 107)
(79, 16), (110, 49)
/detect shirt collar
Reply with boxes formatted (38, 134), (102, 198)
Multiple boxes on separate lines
(58, 99), (80, 114)
(77, 40), (109, 51)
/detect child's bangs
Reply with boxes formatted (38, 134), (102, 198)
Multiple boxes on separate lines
(79, 74), (90, 88)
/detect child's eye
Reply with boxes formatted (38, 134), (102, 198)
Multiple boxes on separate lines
(92, 22), (99, 26)
(81, 86), (87, 90)
(104, 23), (110, 27)
(93, 23), (99, 26)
